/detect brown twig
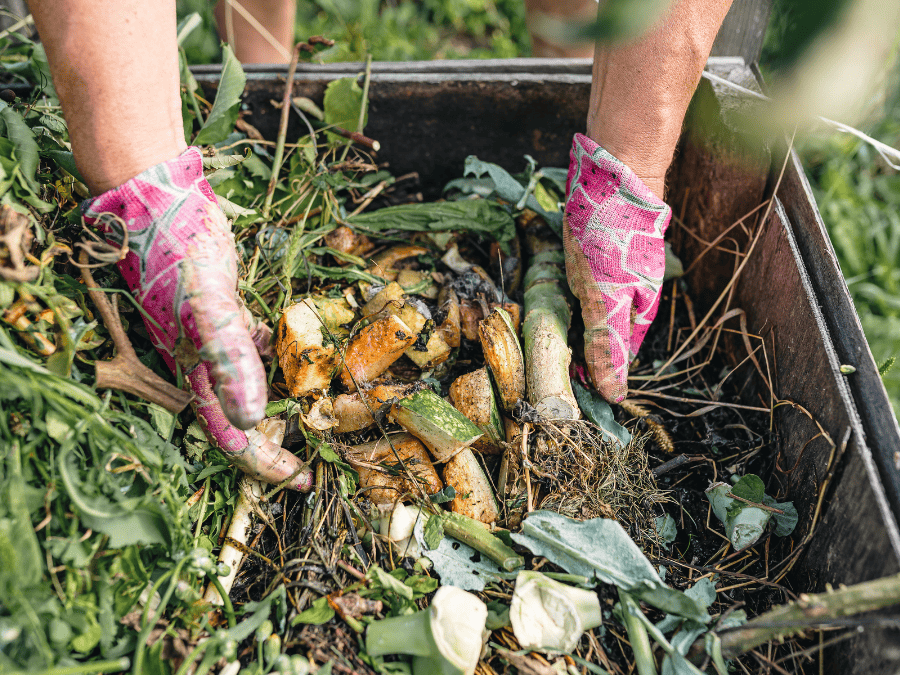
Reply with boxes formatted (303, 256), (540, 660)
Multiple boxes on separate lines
(79, 251), (192, 414)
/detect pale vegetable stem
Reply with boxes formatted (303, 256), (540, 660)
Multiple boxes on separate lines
(366, 609), (435, 658)
(522, 246), (580, 419)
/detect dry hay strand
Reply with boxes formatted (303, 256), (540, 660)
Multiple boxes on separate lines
(529, 419), (669, 543)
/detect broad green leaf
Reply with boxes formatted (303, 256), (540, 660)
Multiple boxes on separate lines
(684, 577), (716, 611)
(369, 565), (414, 600)
(291, 596), (335, 626)
(193, 44), (246, 146)
(423, 514), (444, 550)
(764, 495), (799, 537)
(323, 76), (367, 142)
(571, 380), (632, 448)
(730, 474), (766, 504)
(512, 511), (709, 622)
(0, 102), (40, 192)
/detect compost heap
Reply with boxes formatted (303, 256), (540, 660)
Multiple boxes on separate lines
(1, 72), (831, 675)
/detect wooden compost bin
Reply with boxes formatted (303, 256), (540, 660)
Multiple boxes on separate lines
(194, 56), (900, 673)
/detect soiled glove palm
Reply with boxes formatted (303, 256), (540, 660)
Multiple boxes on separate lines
(82, 148), (311, 490)
(563, 133), (671, 403)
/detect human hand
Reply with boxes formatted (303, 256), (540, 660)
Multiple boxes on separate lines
(563, 133), (671, 403)
(82, 148), (311, 490)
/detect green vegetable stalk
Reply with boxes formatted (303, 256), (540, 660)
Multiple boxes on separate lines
(365, 586), (488, 675)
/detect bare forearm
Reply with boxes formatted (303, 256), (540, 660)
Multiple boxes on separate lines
(587, 0), (732, 198)
(28, 0), (186, 194)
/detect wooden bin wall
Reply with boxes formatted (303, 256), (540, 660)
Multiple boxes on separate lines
(194, 58), (900, 673)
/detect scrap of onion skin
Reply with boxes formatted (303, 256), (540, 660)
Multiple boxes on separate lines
(339, 314), (417, 390)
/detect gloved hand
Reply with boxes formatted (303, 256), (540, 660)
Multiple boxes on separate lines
(563, 133), (671, 403)
(82, 148), (312, 490)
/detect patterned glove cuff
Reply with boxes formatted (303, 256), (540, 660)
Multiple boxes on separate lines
(565, 133), (671, 242)
(80, 147), (220, 288)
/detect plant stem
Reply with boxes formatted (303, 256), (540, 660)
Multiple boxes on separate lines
(263, 42), (301, 219)
(339, 54), (373, 163)
(707, 572), (900, 659)
(440, 511), (523, 571)
(618, 590), (658, 675)
(14, 658), (132, 675)
(209, 574), (237, 628)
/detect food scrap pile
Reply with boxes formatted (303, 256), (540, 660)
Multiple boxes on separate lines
(2, 41), (888, 675)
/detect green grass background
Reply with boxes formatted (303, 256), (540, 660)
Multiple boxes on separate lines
(177, 0), (900, 414)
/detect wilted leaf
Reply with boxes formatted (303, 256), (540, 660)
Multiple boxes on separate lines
(654, 514), (677, 548)
(571, 380), (631, 448)
(291, 596), (334, 626)
(349, 199), (516, 252)
(512, 511), (709, 622)
(457, 155), (563, 235)
(423, 514), (444, 550)
(0, 102), (39, 192)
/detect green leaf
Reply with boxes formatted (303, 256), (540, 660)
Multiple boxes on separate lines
(291, 596), (335, 626)
(730, 474), (765, 503)
(571, 380), (632, 448)
(369, 565), (414, 600)
(42, 149), (87, 185)
(0, 101), (40, 192)
(193, 44), (246, 146)
(654, 514), (677, 548)
(511, 511), (709, 622)
(765, 497), (799, 537)
(879, 356), (895, 377)
(323, 76), (367, 142)
(423, 514), (444, 550)
(457, 155), (563, 234)
(684, 577), (716, 611)
(349, 199), (516, 252)
(317, 440), (340, 463)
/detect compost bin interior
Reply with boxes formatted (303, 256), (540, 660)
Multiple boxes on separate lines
(193, 57), (900, 673)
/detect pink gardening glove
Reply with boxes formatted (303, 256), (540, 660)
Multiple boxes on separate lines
(82, 148), (311, 490)
(563, 133), (671, 403)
